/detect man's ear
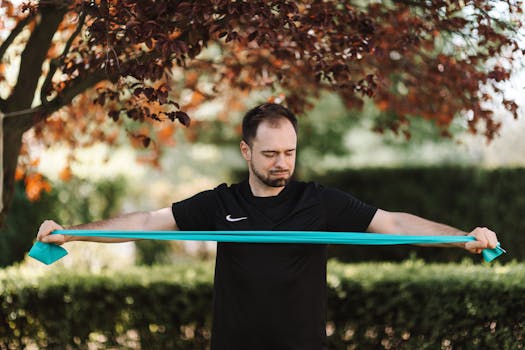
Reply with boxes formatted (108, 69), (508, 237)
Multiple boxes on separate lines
(240, 140), (251, 161)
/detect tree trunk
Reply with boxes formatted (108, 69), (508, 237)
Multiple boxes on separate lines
(0, 113), (3, 226)
(0, 6), (67, 229)
(0, 116), (26, 229)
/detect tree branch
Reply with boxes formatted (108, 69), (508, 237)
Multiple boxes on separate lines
(8, 44), (162, 130)
(4, 69), (112, 129)
(7, 6), (67, 111)
(47, 70), (110, 115)
(40, 10), (87, 104)
(0, 14), (36, 111)
(13, 69), (109, 130)
(2, 106), (44, 119)
(0, 14), (35, 62)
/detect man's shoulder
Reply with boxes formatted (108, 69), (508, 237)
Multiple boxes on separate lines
(285, 180), (328, 201)
(292, 180), (326, 192)
(294, 181), (354, 200)
(209, 182), (249, 201)
(213, 181), (244, 192)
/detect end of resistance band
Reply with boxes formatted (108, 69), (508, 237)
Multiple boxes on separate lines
(482, 243), (506, 262)
(28, 241), (68, 265)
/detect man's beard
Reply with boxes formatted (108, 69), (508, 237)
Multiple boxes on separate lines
(251, 163), (292, 188)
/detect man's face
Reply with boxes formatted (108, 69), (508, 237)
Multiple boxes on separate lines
(241, 118), (297, 188)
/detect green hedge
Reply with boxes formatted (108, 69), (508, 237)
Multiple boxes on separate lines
(0, 181), (59, 267)
(326, 261), (525, 350)
(2, 261), (525, 349)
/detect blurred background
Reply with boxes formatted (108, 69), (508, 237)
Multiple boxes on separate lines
(4, 75), (524, 270)
(2, 0), (524, 271)
(2, 1), (525, 348)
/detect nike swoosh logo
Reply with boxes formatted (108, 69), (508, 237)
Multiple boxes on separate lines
(226, 215), (248, 222)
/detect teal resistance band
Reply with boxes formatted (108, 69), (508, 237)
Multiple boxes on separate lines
(29, 230), (506, 265)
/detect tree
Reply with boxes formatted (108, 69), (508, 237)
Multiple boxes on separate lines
(0, 0), (522, 228)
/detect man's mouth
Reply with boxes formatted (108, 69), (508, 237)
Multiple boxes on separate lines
(270, 170), (289, 176)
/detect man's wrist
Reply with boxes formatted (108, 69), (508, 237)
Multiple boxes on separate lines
(62, 226), (74, 243)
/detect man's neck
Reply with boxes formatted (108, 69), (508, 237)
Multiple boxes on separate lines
(248, 177), (286, 197)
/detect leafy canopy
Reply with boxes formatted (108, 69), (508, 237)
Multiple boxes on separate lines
(0, 0), (522, 202)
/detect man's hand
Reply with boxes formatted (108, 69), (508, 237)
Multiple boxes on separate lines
(465, 227), (498, 254)
(37, 220), (67, 245)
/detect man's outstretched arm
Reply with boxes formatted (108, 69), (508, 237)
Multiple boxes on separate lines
(367, 209), (498, 255)
(36, 207), (178, 245)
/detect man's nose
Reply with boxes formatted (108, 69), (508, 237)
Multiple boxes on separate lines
(275, 154), (287, 168)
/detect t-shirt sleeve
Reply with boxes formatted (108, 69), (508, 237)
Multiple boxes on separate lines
(171, 190), (217, 231)
(321, 186), (378, 232)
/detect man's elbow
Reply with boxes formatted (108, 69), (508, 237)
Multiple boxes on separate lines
(367, 209), (402, 234)
(143, 208), (178, 231)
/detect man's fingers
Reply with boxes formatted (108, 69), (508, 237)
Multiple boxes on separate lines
(37, 220), (63, 242)
(466, 227), (499, 254)
(465, 241), (485, 253)
(42, 233), (65, 244)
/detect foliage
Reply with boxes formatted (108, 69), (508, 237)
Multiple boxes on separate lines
(309, 166), (525, 263)
(0, 176), (126, 267)
(1, 261), (524, 349)
(0, 263), (215, 350)
(0, 180), (58, 267)
(52, 176), (127, 226)
(134, 240), (172, 266)
(0, 0), (523, 227)
(326, 260), (525, 350)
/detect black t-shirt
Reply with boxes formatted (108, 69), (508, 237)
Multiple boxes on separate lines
(171, 180), (377, 350)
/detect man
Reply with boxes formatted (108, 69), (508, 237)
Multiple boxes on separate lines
(37, 103), (498, 350)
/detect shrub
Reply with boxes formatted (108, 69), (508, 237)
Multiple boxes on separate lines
(1, 261), (524, 349)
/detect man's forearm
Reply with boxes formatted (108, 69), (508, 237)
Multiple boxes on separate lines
(368, 210), (468, 248)
(392, 212), (466, 236)
(38, 208), (176, 245)
(65, 211), (154, 243)
(390, 212), (467, 248)
(368, 209), (498, 252)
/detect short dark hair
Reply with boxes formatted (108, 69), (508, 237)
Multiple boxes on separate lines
(242, 103), (298, 145)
